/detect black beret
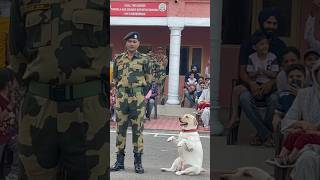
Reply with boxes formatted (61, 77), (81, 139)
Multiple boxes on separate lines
(123, 32), (140, 41)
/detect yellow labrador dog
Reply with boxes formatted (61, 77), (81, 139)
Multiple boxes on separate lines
(220, 167), (275, 180)
(161, 114), (204, 175)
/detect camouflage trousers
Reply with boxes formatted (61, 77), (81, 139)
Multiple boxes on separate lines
(19, 93), (108, 180)
(115, 90), (145, 154)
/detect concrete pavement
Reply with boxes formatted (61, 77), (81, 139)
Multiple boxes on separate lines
(109, 129), (210, 180)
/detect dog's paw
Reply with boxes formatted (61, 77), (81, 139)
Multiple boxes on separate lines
(167, 136), (175, 142)
(175, 171), (183, 175)
(161, 168), (175, 172)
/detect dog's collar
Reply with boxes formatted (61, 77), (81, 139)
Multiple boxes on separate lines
(182, 129), (198, 133)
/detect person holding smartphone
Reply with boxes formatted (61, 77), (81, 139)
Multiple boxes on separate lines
(279, 61), (320, 180)
(273, 64), (306, 131)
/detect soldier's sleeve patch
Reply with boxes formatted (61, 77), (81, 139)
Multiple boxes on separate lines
(21, 3), (51, 14)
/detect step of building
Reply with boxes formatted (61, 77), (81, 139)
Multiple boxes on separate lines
(110, 115), (210, 132)
(156, 104), (195, 117)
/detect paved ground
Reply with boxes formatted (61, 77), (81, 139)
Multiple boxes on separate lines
(109, 129), (210, 180)
(109, 108), (276, 179)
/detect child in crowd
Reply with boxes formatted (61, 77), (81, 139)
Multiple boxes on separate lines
(246, 32), (279, 86)
(272, 47), (301, 131)
(273, 64), (307, 131)
(196, 77), (205, 98)
(276, 47), (300, 93)
(186, 73), (197, 87)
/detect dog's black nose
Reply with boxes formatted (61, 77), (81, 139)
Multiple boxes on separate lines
(178, 117), (181, 120)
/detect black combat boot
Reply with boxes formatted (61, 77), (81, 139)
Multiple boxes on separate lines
(110, 152), (125, 171)
(134, 153), (144, 174)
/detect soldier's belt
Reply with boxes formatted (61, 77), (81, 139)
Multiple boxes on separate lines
(28, 81), (102, 101)
(118, 87), (143, 94)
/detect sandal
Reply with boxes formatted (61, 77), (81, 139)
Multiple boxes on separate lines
(265, 155), (295, 168)
(250, 135), (262, 146)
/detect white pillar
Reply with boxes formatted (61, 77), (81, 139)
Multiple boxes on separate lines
(166, 26), (184, 105)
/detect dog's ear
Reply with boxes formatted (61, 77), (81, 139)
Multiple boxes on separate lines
(242, 170), (252, 177)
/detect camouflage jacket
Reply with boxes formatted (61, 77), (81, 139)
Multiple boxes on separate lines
(113, 51), (152, 88)
(148, 53), (160, 79)
(9, 0), (108, 84)
(154, 54), (168, 82)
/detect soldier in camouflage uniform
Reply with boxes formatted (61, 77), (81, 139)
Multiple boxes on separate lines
(154, 47), (168, 105)
(9, 0), (108, 179)
(110, 32), (152, 174)
(146, 50), (159, 79)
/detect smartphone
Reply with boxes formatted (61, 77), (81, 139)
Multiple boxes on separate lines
(291, 79), (302, 88)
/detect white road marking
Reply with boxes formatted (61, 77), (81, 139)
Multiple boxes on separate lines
(160, 150), (169, 152)
(110, 130), (210, 138)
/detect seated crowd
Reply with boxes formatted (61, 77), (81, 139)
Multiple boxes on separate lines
(224, 7), (320, 179)
(181, 64), (210, 128)
(226, 35), (320, 147)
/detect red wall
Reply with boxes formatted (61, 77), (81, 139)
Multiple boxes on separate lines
(111, 0), (210, 18)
